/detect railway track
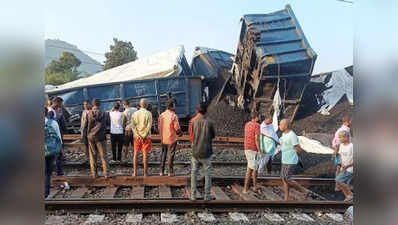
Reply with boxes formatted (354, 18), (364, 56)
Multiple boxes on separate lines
(65, 142), (243, 149)
(46, 176), (350, 213)
(63, 134), (244, 149)
(49, 135), (352, 224)
(63, 134), (245, 143)
(63, 160), (277, 168)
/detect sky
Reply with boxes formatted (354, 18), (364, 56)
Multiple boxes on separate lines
(45, 0), (353, 74)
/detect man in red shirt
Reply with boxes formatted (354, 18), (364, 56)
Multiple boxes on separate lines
(243, 111), (261, 193)
(158, 100), (182, 176)
(188, 107), (202, 143)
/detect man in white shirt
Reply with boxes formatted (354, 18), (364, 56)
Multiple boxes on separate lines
(109, 102), (125, 162)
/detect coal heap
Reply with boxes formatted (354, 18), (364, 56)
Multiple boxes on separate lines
(207, 96), (250, 137)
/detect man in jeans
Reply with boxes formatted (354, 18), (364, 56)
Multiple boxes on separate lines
(45, 107), (62, 198)
(188, 107), (201, 143)
(52, 97), (70, 176)
(158, 100), (182, 176)
(81, 99), (109, 178)
(191, 103), (216, 201)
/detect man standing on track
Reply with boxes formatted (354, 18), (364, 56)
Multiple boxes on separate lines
(82, 99), (109, 178)
(122, 100), (137, 162)
(188, 107), (202, 143)
(190, 103), (216, 201)
(130, 98), (152, 177)
(52, 97), (69, 176)
(44, 107), (62, 198)
(158, 100), (182, 177)
(243, 111), (261, 194)
(109, 102), (125, 162)
(279, 119), (309, 200)
(81, 100), (91, 164)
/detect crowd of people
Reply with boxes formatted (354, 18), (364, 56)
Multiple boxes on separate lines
(44, 97), (353, 201)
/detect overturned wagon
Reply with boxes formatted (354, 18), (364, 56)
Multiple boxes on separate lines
(231, 4), (317, 121)
(46, 46), (202, 133)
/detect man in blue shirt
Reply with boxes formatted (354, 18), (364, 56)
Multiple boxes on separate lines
(279, 119), (309, 200)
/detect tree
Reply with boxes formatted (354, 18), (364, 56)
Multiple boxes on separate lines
(104, 38), (137, 70)
(45, 52), (81, 85)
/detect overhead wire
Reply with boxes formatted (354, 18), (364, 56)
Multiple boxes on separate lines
(46, 44), (105, 66)
(336, 0), (354, 4)
(45, 56), (103, 67)
(46, 44), (105, 56)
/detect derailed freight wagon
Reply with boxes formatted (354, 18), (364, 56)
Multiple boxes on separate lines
(231, 4), (317, 121)
(46, 46), (202, 133)
(190, 47), (234, 103)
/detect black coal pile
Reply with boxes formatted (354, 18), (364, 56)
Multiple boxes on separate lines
(292, 96), (353, 135)
(292, 66), (353, 135)
(207, 95), (250, 137)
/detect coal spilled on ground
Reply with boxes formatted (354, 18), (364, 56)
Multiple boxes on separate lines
(206, 91), (352, 138)
(293, 98), (353, 135)
(207, 96), (250, 137)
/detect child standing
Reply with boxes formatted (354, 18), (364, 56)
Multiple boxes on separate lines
(332, 115), (352, 191)
(258, 115), (280, 174)
(335, 130), (354, 201)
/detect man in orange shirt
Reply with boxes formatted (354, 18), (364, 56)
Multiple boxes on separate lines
(158, 100), (182, 176)
(188, 107), (202, 143)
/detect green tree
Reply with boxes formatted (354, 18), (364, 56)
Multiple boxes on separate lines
(45, 52), (81, 85)
(104, 38), (137, 70)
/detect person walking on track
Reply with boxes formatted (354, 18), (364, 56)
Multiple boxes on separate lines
(279, 119), (309, 200)
(243, 111), (261, 194)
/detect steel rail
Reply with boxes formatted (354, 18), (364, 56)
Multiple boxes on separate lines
(64, 142), (243, 149)
(63, 134), (244, 143)
(51, 175), (335, 187)
(63, 160), (275, 167)
(45, 199), (352, 213)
